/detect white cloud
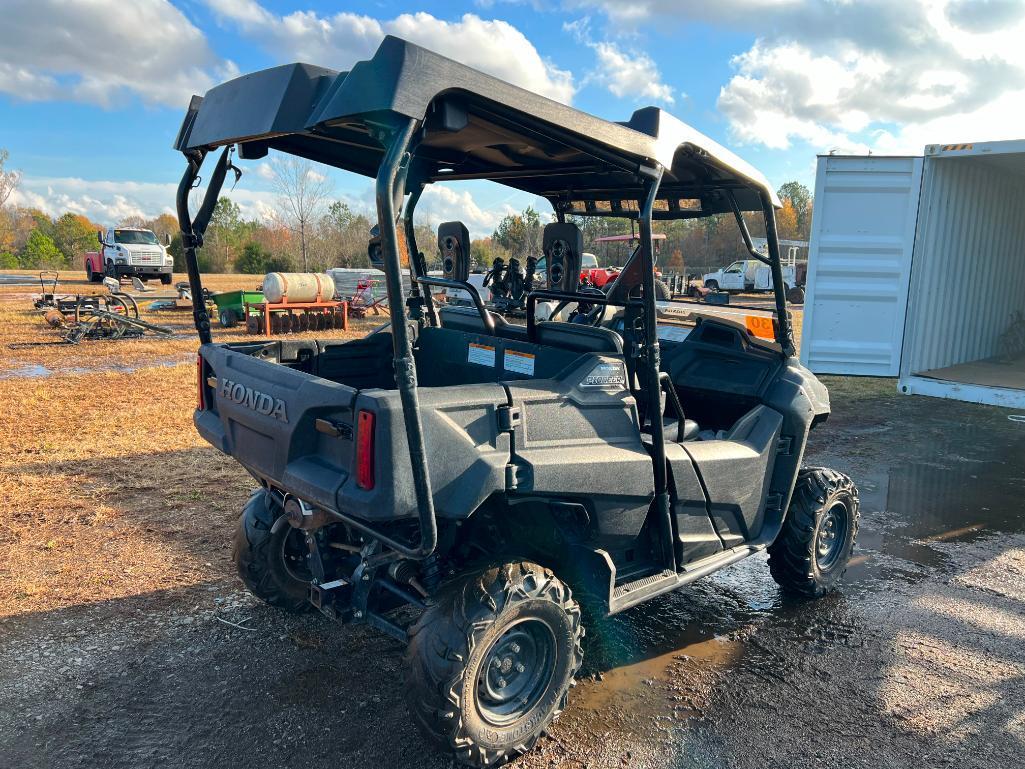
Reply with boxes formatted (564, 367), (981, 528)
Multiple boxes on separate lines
(564, 18), (675, 105)
(573, 0), (1025, 154)
(10, 176), (279, 225)
(204, 3), (575, 103)
(589, 42), (674, 104)
(0, 0), (235, 109)
(416, 185), (519, 238)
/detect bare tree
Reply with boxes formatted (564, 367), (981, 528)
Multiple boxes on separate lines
(270, 156), (331, 272)
(0, 148), (21, 209)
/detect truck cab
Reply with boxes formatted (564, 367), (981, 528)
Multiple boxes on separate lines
(704, 258), (796, 293)
(85, 227), (173, 284)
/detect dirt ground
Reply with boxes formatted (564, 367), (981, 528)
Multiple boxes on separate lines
(1, 271), (1023, 768)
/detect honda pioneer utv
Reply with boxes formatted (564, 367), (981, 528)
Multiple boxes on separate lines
(174, 36), (859, 767)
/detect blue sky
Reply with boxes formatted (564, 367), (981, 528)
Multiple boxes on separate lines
(3, 1), (1025, 235)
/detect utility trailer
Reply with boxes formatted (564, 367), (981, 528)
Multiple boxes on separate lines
(174, 36), (858, 767)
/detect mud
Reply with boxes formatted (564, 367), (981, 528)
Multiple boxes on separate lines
(2, 376), (1024, 768)
(0, 355), (194, 380)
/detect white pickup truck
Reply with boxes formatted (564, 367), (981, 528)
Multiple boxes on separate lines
(703, 258), (797, 293)
(84, 227), (174, 284)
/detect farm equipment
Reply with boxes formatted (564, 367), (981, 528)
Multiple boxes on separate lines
(345, 276), (389, 318)
(211, 289), (265, 327)
(240, 272), (348, 334)
(175, 37), (858, 768)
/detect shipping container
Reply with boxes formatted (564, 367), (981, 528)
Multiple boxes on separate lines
(802, 141), (1025, 408)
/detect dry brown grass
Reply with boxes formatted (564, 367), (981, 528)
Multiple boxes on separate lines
(0, 271), (383, 617)
(0, 270), (383, 375)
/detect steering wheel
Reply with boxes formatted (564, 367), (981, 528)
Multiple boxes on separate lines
(563, 286), (608, 327)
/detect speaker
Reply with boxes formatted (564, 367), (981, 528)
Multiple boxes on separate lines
(438, 221), (470, 282)
(367, 224), (383, 268)
(542, 223), (583, 292)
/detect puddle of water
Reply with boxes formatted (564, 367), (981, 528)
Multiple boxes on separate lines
(579, 633), (742, 712)
(857, 450), (1025, 569)
(0, 356), (193, 380)
(1, 364), (53, 379)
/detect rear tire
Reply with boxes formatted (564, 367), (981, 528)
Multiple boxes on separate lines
(787, 286), (805, 304)
(231, 489), (311, 613)
(769, 467), (860, 597)
(219, 308), (238, 328)
(406, 562), (584, 767)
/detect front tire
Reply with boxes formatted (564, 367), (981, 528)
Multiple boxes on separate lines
(653, 278), (671, 301)
(704, 279), (719, 291)
(406, 562), (584, 767)
(231, 489), (311, 613)
(769, 468), (860, 597)
(160, 273), (173, 285)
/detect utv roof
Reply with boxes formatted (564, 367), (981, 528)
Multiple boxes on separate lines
(175, 36), (779, 215)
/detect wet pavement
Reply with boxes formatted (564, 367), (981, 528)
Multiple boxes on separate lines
(2, 377), (1024, 768)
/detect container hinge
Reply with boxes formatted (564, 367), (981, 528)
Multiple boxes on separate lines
(505, 463), (530, 490)
(315, 418), (353, 439)
(497, 404), (521, 431)
(776, 436), (793, 455)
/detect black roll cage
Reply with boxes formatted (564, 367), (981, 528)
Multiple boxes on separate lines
(177, 117), (793, 565)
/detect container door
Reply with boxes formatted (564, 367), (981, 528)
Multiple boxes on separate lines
(801, 155), (923, 375)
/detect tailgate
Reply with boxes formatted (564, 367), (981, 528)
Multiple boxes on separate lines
(196, 344), (357, 512)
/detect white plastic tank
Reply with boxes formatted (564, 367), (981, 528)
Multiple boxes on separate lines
(262, 272), (336, 304)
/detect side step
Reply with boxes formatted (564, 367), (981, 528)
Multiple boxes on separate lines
(610, 569), (677, 611)
(607, 543), (766, 615)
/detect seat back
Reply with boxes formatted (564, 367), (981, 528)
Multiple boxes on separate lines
(438, 305), (528, 342)
(535, 321), (623, 355)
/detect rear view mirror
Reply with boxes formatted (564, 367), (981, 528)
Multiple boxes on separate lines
(97, 230), (103, 245)
(165, 233), (172, 246)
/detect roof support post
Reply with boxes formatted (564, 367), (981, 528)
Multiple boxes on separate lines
(177, 146), (233, 345)
(637, 167), (676, 572)
(375, 117), (438, 559)
(402, 182), (438, 327)
(760, 192), (796, 356)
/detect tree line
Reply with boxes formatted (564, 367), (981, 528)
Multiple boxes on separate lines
(1, 147), (811, 277)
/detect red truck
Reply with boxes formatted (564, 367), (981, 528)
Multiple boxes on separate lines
(84, 226), (174, 284)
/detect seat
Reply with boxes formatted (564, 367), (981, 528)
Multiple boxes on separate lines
(438, 305), (528, 342)
(534, 321), (623, 355)
(661, 417), (701, 442)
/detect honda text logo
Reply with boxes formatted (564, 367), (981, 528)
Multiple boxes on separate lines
(219, 378), (288, 422)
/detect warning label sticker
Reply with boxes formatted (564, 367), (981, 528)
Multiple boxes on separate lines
(467, 342), (496, 367)
(504, 349), (536, 376)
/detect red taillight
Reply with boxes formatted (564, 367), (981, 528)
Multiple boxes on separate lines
(196, 355), (206, 411)
(356, 410), (375, 490)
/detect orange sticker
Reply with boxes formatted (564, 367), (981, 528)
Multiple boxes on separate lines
(745, 315), (776, 340)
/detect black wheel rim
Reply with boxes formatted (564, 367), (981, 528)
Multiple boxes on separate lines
(477, 618), (557, 726)
(279, 528), (312, 583)
(816, 501), (848, 570)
